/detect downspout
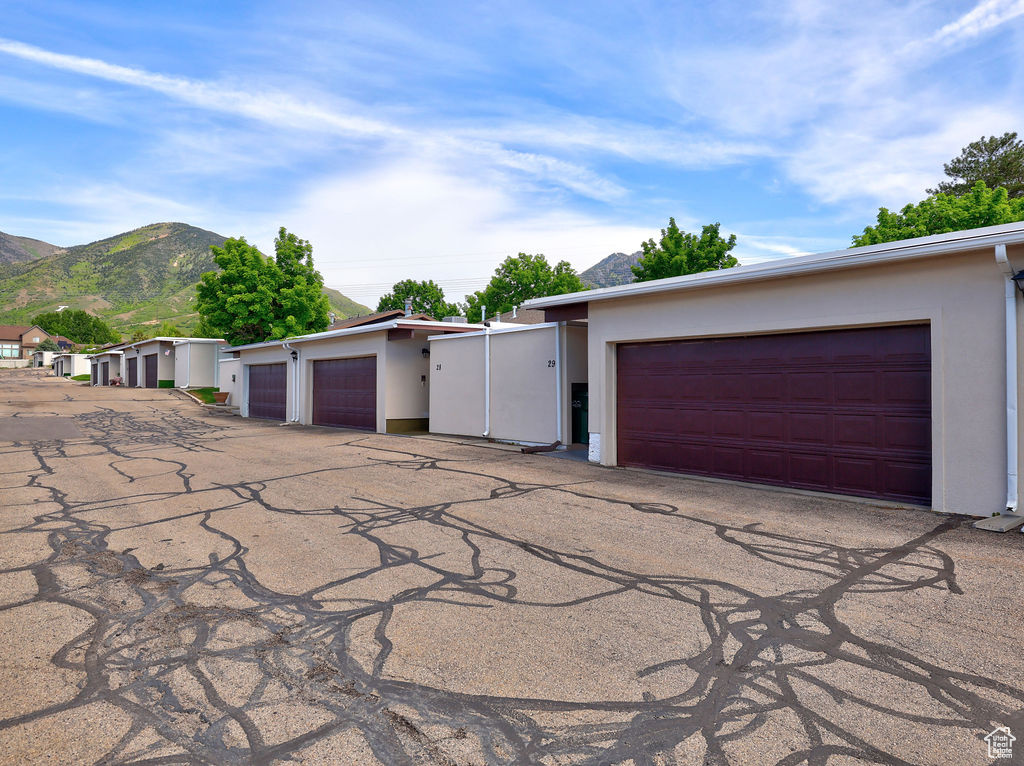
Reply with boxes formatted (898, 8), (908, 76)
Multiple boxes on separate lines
(554, 322), (563, 445)
(995, 244), (1018, 512)
(482, 325), (491, 437)
(282, 341), (300, 422)
(183, 344), (191, 388)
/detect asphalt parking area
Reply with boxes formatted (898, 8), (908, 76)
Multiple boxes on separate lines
(1, 367), (1023, 765)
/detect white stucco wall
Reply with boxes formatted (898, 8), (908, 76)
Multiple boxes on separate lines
(218, 357), (242, 405)
(429, 325), (571, 444)
(384, 336), (431, 421)
(173, 341), (224, 388)
(584, 247), (1021, 516)
(429, 334), (486, 437)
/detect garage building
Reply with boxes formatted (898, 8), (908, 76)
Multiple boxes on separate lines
(524, 222), (1024, 516)
(232, 317), (480, 432)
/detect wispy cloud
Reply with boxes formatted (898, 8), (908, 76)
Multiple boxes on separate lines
(931, 0), (1024, 46)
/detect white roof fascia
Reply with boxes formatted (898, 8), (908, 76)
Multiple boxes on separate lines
(231, 320), (485, 353)
(428, 321), (559, 342)
(523, 221), (1024, 310)
(171, 338), (225, 346)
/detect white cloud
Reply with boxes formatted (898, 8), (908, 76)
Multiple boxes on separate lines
(931, 0), (1024, 46)
(281, 159), (654, 305)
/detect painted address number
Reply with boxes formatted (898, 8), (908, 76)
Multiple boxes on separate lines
(547, 360), (555, 367)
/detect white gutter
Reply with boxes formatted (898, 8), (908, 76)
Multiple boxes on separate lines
(995, 244), (1018, 512)
(524, 221), (1024, 310)
(554, 322), (563, 445)
(183, 344), (191, 388)
(282, 341), (300, 422)
(482, 326), (491, 437)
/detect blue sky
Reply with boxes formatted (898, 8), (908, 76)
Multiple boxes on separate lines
(1, 0), (1022, 306)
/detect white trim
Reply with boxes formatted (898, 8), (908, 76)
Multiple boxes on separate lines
(230, 319), (485, 353)
(995, 244), (1019, 512)
(427, 321), (558, 342)
(524, 222), (1024, 310)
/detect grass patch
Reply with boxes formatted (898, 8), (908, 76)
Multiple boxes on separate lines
(158, 380), (174, 388)
(188, 387), (220, 404)
(71, 374), (90, 381)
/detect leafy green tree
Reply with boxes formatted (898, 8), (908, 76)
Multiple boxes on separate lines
(929, 132), (1024, 199)
(32, 309), (120, 344)
(191, 316), (222, 339)
(271, 227), (331, 339)
(36, 338), (60, 352)
(631, 219), (738, 282)
(463, 254), (586, 323)
(377, 279), (459, 319)
(156, 321), (184, 337)
(852, 181), (1024, 246)
(195, 228), (331, 346)
(129, 328), (152, 342)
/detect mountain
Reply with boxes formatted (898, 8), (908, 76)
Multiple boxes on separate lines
(0, 231), (62, 265)
(0, 222), (369, 332)
(580, 250), (642, 288)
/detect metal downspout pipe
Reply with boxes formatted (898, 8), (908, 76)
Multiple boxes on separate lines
(282, 341), (300, 423)
(554, 322), (563, 445)
(995, 244), (1019, 512)
(482, 324), (491, 437)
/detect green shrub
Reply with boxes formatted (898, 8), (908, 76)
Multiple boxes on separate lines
(158, 380), (174, 388)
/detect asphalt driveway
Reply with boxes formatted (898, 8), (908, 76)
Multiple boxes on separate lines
(1, 367), (1023, 765)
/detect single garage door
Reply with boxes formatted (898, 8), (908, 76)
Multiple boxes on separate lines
(126, 357), (137, 388)
(616, 325), (931, 505)
(312, 356), (376, 431)
(91, 364), (98, 385)
(248, 363), (287, 420)
(144, 354), (158, 388)
(101, 361), (109, 386)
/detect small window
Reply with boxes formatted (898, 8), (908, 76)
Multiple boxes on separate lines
(33, 337), (40, 342)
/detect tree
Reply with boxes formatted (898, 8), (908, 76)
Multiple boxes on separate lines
(271, 227), (331, 339)
(852, 181), (1024, 247)
(32, 309), (120, 345)
(156, 321), (184, 337)
(929, 132), (1024, 199)
(631, 219), (738, 282)
(129, 328), (151, 342)
(377, 279), (459, 319)
(195, 228), (331, 346)
(463, 254), (586, 323)
(36, 338), (60, 352)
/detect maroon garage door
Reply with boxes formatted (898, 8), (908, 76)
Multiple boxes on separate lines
(101, 361), (109, 386)
(616, 325), (931, 505)
(312, 357), (376, 431)
(126, 357), (138, 388)
(248, 364), (287, 420)
(144, 354), (159, 388)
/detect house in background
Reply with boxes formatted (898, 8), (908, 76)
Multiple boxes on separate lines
(524, 221), (1024, 518)
(230, 317), (480, 432)
(0, 324), (58, 359)
(428, 322), (588, 446)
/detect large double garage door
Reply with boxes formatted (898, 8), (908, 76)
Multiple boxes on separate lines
(247, 357), (376, 430)
(312, 357), (376, 431)
(616, 325), (931, 505)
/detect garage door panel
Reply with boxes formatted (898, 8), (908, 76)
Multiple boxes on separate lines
(249, 364), (287, 420)
(126, 357), (137, 388)
(312, 357), (376, 431)
(617, 325), (931, 504)
(833, 414), (877, 449)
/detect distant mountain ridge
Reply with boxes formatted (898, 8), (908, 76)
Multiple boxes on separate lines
(0, 222), (369, 332)
(579, 250), (642, 288)
(0, 231), (62, 265)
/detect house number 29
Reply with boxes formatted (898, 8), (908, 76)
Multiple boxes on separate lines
(547, 360), (555, 367)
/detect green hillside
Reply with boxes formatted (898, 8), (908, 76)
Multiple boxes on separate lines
(0, 222), (369, 332)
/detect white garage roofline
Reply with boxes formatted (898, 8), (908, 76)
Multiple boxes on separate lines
(121, 337), (198, 351)
(427, 321), (560, 342)
(523, 221), (1024, 309)
(230, 319), (484, 352)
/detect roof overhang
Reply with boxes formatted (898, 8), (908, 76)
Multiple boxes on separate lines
(523, 221), (1024, 312)
(230, 320), (484, 352)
